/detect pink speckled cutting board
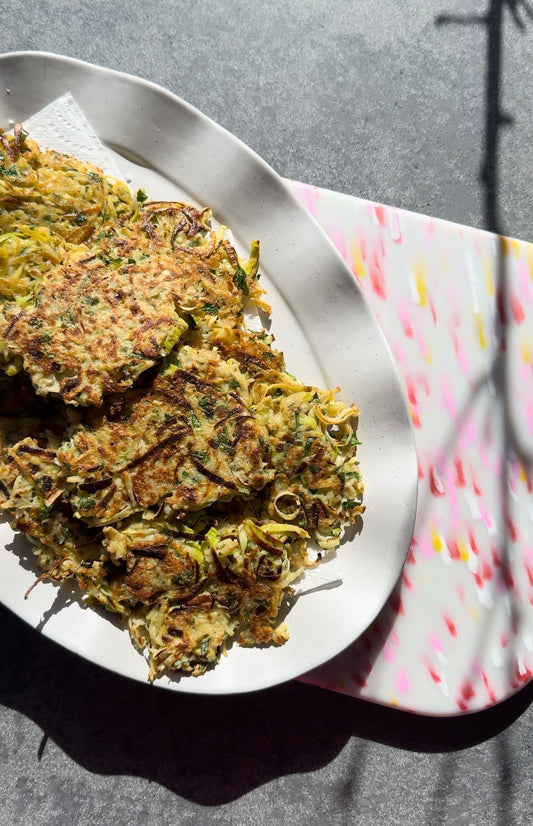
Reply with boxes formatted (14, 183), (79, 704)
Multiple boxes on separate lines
(290, 181), (533, 714)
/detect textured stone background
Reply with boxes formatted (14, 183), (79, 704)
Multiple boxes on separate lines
(1, 2), (533, 824)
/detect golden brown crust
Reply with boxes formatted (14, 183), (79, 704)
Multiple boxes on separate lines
(4, 255), (188, 406)
(58, 346), (272, 524)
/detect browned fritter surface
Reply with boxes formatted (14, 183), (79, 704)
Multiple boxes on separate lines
(3, 254), (189, 406)
(58, 346), (273, 524)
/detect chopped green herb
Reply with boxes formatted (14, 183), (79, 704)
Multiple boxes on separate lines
(198, 396), (215, 417)
(193, 450), (209, 463)
(202, 301), (220, 315)
(77, 496), (96, 511)
(232, 266), (250, 295)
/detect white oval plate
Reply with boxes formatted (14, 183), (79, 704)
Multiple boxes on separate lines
(0, 52), (417, 694)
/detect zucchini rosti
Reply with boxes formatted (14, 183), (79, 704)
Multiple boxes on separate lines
(58, 345), (273, 524)
(0, 125), (364, 680)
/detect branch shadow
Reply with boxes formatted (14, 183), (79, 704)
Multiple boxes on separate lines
(296, 0), (533, 718)
(427, 2), (533, 824)
(1, 602), (532, 807)
(432, 0), (533, 693)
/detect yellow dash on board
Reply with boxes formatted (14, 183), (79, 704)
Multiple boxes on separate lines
(458, 539), (469, 563)
(500, 237), (519, 258)
(510, 239), (521, 258)
(483, 257), (494, 296)
(475, 313), (486, 349)
(414, 261), (427, 307)
(431, 524), (443, 552)
(521, 334), (531, 365)
(410, 403), (421, 429)
(350, 239), (366, 278)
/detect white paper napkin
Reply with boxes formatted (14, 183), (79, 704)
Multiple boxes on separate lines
(23, 92), (123, 178)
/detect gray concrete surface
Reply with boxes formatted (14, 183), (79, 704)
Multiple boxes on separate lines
(1, 2), (533, 824)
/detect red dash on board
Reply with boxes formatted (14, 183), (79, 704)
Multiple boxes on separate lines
(482, 671), (496, 704)
(406, 377), (417, 406)
(429, 466), (445, 496)
(482, 560), (493, 581)
(506, 516), (518, 542)
(398, 301), (414, 338)
(429, 296), (437, 324)
(369, 251), (387, 299)
(461, 680), (475, 701)
(374, 204), (387, 226)
(510, 293), (525, 325)
(454, 458), (466, 488)
(456, 698), (469, 711)
(402, 571), (414, 591)
(525, 563), (533, 588)
(515, 664), (532, 684)
(446, 538), (461, 561)
(468, 527), (479, 554)
(428, 666), (441, 684)
(444, 615), (458, 637)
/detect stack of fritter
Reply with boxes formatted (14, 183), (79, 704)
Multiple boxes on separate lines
(0, 126), (364, 679)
